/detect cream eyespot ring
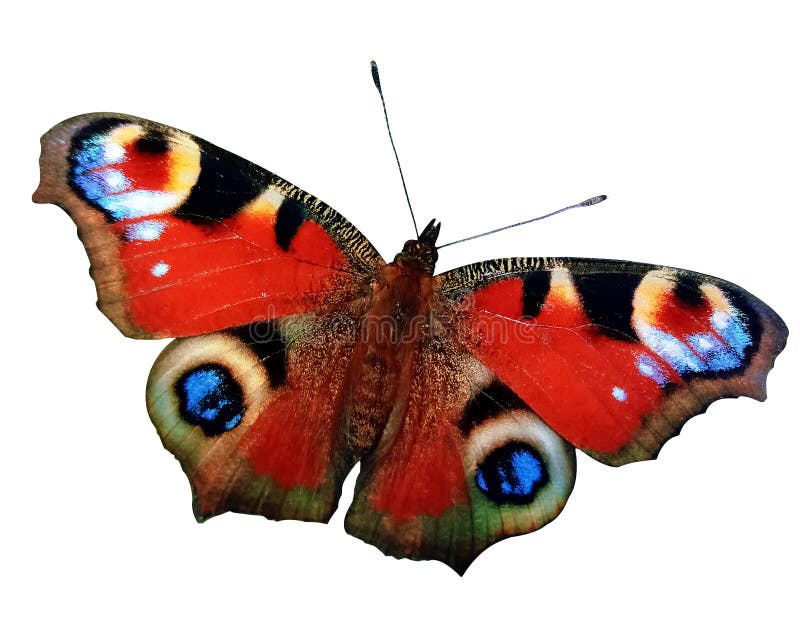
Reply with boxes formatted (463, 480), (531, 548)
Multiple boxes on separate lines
(463, 408), (577, 524)
(147, 332), (271, 439)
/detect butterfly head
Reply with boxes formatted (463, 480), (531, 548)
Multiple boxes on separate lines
(396, 219), (440, 274)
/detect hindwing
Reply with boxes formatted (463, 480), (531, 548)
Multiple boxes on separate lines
(344, 331), (577, 574)
(147, 313), (361, 523)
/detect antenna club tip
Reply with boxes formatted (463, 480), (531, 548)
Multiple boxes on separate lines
(583, 194), (607, 206)
(370, 60), (382, 91)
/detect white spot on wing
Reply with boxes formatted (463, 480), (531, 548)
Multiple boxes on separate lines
(127, 220), (166, 242)
(151, 262), (170, 277)
(612, 386), (627, 402)
(103, 143), (125, 163)
(103, 169), (129, 192)
(102, 191), (180, 220)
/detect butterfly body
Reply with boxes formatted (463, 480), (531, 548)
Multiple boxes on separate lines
(345, 261), (432, 454)
(34, 112), (788, 574)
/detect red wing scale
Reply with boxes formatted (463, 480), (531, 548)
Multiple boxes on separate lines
(34, 112), (788, 574)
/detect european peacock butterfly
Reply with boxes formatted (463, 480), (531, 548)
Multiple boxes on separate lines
(33, 64), (788, 574)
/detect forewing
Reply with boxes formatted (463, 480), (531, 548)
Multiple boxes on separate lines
(33, 113), (382, 338)
(438, 258), (788, 465)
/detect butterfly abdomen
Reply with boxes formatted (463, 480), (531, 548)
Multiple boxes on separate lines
(344, 347), (401, 455)
(344, 260), (438, 455)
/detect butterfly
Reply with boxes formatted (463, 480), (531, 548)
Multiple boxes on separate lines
(33, 108), (788, 575)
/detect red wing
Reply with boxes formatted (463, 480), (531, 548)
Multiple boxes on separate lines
(344, 334), (576, 574)
(146, 313), (361, 523)
(438, 258), (788, 465)
(33, 113), (382, 339)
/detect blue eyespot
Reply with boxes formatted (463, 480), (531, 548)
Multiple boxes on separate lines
(176, 364), (245, 436)
(475, 441), (548, 505)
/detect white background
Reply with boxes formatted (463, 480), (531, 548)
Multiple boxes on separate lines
(3, 2), (798, 628)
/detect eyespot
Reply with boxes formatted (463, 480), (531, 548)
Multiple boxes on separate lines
(176, 363), (245, 436)
(147, 330), (272, 446)
(463, 408), (576, 533)
(633, 270), (757, 377)
(475, 441), (549, 504)
(145, 326), (292, 518)
(68, 119), (201, 221)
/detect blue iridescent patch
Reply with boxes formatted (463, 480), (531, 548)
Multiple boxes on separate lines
(72, 137), (125, 175)
(475, 441), (548, 504)
(639, 324), (706, 375)
(175, 364), (245, 436)
(72, 168), (129, 202)
(69, 127), (149, 220)
(687, 332), (742, 371)
(636, 353), (670, 386)
(711, 311), (752, 357)
(69, 123), (182, 221)
(639, 307), (753, 379)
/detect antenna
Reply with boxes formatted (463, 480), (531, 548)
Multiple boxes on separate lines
(436, 195), (607, 249)
(371, 60), (419, 238)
